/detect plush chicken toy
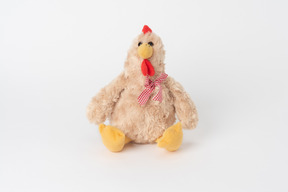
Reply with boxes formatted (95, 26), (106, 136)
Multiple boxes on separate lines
(87, 25), (198, 152)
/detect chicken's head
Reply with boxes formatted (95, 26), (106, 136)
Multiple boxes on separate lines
(124, 25), (165, 80)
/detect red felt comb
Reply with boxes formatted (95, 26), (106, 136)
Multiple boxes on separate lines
(142, 25), (152, 34)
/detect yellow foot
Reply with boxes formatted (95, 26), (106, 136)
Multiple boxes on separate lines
(99, 124), (131, 152)
(156, 122), (183, 152)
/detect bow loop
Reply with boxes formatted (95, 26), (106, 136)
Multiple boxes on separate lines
(137, 73), (168, 106)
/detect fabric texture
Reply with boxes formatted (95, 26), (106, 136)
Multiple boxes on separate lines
(137, 73), (168, 105)
(156, 122), (183, 151)
(87, 25), (198, 150)
(141, 59), (155, 76)
(99, 124), (131, 152)
(142, 25), (152, 34)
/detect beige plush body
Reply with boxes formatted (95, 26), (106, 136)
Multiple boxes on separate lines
(87, 26), (198, 145)
(108, 74), (175, 143)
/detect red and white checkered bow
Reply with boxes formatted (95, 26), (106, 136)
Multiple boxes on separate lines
(137, 73), (168, 106)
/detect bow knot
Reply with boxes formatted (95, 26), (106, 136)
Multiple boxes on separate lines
(137, 73), (168, 106)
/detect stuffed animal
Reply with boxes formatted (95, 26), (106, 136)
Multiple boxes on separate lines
(87, 25), (198, 152)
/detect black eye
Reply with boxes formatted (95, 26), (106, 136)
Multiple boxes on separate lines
(148, 41), (154, 46)
(138, 42), (142, 46)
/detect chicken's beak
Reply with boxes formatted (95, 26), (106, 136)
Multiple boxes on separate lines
(138, 43), (153, 59)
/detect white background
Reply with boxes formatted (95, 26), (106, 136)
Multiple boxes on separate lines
(1, 0), (287, 191)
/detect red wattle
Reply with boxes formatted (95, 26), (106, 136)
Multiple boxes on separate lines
(141, 60), (148, 76)
(141, 59), (155, 76)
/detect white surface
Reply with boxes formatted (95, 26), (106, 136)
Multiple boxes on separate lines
(1, 0), (288, 191)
